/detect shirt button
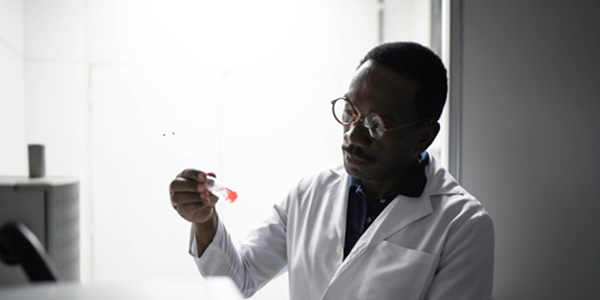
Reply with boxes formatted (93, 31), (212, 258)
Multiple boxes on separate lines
(379, 198), (386, 203)
(366, 217), (372, 223)
(336, 246), (343, 256)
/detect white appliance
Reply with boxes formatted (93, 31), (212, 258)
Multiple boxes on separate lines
(0, 176), (79, 285)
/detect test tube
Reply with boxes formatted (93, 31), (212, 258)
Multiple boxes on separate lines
(206, 175), (238, 203)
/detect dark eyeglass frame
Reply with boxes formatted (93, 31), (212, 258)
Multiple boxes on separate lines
(331, 97), (433, 140)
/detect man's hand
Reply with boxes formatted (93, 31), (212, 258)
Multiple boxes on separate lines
(170, 169), (219, 225)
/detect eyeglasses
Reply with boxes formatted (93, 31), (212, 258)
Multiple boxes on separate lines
(331, 97), (432, 140)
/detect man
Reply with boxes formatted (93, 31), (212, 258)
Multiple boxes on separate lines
(169, 42), (494, 300)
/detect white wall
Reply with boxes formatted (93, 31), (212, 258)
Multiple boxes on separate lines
(0, 0), (26, 175)
(384, 0), (449, 168)
(13, 1), (433, 299)
(21, 0), (92, 283)
(384, 0), (430, 47)
(85, 3), (379, 300)
(452, 1), (600, 299)
(17, 1), (385, 300)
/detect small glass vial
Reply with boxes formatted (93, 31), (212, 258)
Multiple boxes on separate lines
(206, 175), (238, 203)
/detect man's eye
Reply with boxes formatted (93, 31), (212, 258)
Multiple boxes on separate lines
(342, 110), (353, 122)
(371, 120), (383, 130)
(365, 115), (383, 129)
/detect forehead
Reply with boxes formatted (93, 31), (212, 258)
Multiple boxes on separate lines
(346, 60), (419, 119)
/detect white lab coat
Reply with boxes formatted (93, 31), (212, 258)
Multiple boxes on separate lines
(190, 156), (494, 300)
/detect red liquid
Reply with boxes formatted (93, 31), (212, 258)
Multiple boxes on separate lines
(224, 188), (238, 203)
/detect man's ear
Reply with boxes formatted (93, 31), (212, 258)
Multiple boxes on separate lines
(416, 121), (440, 153)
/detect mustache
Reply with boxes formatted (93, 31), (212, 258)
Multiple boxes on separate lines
(342, 144), (374, 161)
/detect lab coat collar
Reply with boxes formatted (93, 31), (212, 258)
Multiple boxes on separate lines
(348, 151), (430, 200)
(324, 170), (350, 251)
(330, 154), (464, 199)
(319, 156), (464, 298)
(328, 155), (464, 260)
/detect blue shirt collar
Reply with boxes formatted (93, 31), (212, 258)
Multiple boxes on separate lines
(349, 151), (430, 199)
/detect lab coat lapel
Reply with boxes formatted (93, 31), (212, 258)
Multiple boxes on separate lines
(345, 156), (465, 259)
(320, 159), (464, 300)
(325, 168), (350, 250)
(321, 189), (435, 300)
(324, 166), (435, 263)
(350, 157), (453, 255)
(358, 193), (433, 253)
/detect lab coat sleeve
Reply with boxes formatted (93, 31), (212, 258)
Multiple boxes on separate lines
(189, 200), (289, 298)
(424, 209), (495, 300)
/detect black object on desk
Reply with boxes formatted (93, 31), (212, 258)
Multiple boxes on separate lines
(0, 176), (80, 285)
(0, 222), (60, 282)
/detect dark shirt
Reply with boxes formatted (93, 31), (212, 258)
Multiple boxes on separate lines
(343, 151), (430, 258)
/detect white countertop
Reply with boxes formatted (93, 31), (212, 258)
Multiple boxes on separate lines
(0, 277), (243, 300)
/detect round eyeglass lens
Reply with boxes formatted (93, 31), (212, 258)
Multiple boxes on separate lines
(333, 99), (355, 125)
(364, 113), (386, 139)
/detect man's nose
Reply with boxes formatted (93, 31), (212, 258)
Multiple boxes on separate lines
(344, 120), (372, 147)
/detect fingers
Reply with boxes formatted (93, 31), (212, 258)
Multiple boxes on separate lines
(171, 169), (220, 223)
(176, 169), (209, 183)
(171, 192), (202, 207)
(170, 190), (218, 205)
(173, 192), (219, 224)
(177, 202), (215, 221)
(171, 191), (219, 207)
(169, 177), (208, 194)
